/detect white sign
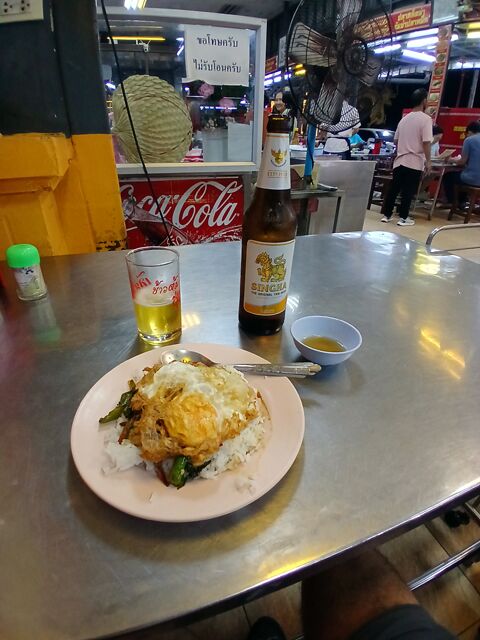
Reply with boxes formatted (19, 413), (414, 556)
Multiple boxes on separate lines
(184, 25), (249, 87)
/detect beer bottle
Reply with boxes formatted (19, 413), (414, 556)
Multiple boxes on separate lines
(238, 114), (297, 335)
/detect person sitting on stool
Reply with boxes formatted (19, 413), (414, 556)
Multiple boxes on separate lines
(443, 121), (480, 205)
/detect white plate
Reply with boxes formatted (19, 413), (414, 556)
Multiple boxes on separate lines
(70, 343), (305, 522)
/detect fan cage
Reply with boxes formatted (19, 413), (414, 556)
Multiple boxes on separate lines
(286, 0), (394, 131)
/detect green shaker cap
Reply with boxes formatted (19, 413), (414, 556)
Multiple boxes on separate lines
(6, 244), (41, 268)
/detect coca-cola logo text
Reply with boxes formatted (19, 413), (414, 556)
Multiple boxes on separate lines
(120, 179), (242, 230)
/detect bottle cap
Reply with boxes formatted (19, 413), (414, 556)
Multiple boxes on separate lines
(6, 244), (41, 268)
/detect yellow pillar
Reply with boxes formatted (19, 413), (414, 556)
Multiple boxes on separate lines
(0, 133), (126, 259)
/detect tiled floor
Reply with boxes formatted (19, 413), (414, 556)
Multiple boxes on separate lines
(114, 509), (480, 639)
(114, 208), (480, 640)
(380, 523), (480, 636)
(363, 205), (480, 264)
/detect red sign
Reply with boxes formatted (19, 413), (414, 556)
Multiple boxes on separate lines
(265, 55), (278, 74)
(425, 25), (452, 122)
(437, 108), (480, 152)
(357, 4), (431, 39)
(120, 177), (244, 248)
(391, 4), (431, 34)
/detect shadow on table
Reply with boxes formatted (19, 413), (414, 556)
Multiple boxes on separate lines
(66, 445), (304, 564)
(292, 358), (366, 402)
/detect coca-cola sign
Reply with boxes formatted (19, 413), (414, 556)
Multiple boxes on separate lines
(120, 177), (244, 247)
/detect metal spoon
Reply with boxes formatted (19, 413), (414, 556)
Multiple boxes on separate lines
(160, 348), (321, 378)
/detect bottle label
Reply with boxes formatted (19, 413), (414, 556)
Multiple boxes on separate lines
(243, 240), (295, 315)
(13, 265), (47, 299)
(256, 133), (291, 190)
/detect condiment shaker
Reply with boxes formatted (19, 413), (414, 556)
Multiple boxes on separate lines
(6, 244), (48, 301)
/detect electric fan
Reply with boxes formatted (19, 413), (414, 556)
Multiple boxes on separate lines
(287, 0), (394, 132)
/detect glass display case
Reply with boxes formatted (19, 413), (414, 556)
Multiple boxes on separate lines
(97, 7), (266, 176)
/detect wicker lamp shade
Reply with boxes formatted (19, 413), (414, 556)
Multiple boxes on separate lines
(112, 75), (193, 163)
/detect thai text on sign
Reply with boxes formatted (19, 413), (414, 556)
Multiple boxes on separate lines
(184, 25), (250, 86)
(357, 4), (431, 40)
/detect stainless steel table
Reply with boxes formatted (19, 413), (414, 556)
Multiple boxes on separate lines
(2, 232), (480, 640)
(310, 160), (375, 233)
(291, 187), (345, 235)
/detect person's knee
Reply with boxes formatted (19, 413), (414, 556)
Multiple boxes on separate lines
(349, 604), (456, 640)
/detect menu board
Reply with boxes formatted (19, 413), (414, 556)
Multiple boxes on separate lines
(425, 25), (452, 122)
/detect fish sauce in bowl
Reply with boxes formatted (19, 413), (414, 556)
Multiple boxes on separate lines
(302, 336), (346, 352)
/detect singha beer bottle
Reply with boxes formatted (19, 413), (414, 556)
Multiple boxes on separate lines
(239, 114), (297, 335)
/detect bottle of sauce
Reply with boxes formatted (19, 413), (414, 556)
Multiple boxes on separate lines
(6, 244), (48, 301)
(239, 114), (297, 335)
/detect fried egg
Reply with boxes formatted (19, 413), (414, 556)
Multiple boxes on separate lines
(128, 361), (261, 465)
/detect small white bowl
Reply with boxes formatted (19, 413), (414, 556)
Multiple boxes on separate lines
(290, 315), (362, 366)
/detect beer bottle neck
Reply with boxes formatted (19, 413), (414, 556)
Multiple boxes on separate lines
(256, 131), (291, 191)
(255, 186), (291, 198)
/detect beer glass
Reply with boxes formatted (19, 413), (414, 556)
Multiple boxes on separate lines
(125, 247), (181, 345)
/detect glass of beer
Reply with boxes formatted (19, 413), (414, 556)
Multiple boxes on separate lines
(125, 247), (181, 345)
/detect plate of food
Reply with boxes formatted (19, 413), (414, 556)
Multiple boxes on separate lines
(70, 343), (305, 521)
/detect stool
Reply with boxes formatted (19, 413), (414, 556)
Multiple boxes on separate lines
(448, 184), (480, 223)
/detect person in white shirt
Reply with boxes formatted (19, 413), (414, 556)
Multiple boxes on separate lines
(321, 100), (361, 158)
(431, 125), (444, 157)
(381, 89), (433, 227)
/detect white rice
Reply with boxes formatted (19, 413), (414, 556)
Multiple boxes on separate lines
(102, 424), (143, 475)
(101, 415), (265, 481)
(199, 416), (265, 479)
